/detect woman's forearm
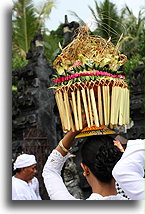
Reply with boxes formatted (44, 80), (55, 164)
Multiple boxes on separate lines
(55, 130), (80, 156)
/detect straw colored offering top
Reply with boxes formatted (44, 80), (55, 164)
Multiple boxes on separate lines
(53, 25), (127, 78)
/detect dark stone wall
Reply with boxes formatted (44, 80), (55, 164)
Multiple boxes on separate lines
(126, 64), (144, 140)
(12, 33), (60, 148)
(12, 33), (62, 199)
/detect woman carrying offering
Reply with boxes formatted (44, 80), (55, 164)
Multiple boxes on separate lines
(42, 129), (128, 200)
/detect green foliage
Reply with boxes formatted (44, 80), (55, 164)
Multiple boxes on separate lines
(89, 0), (122, 43)
(70, 0), (143, 60)
(12, 85), (18, 93)
(122, 54), (142, 84)
(12, 0), (38, 57)
(12, 0), (55, 59)
(69, 0), (122, 43)
(119, 6), (144, 58)
(12, 0), (56, 90)
(123, 55), (141, 73)
(12, 56), (27, 71)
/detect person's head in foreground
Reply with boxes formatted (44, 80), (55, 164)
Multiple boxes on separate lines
(80, 135), (123, 194)
(13, 154), (37, 182)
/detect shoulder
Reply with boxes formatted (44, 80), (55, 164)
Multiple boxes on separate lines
(127, 139), (144, 150)
(12, 176), (27, 190)
(86, 193), (128, 200)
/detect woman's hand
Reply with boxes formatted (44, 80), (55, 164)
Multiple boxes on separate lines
(55, 110), (87, 156)
(55, 130), (80, 156)
(114, 140), (124, 152)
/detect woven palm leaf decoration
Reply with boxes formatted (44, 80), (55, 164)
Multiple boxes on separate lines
(52, 26), (130, 135)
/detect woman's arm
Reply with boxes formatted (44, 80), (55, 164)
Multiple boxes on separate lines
(55, 130), (80, 156)
(42, 130), (80, 200)
(112, 139), (144, 200)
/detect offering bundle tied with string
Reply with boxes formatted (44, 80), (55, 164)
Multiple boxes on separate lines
(52, 26), (130, 137)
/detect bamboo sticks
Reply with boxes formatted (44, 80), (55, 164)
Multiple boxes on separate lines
(102, 86), (109, 125)
(126, 88), (130, 124)
(64, 90), (75, 131)
(123, 87), (130, 125)
(55, 82), (130, 132)
(77, 89), (83, 130)
(90, 88), (99, 127)
(87, 87), (94, 126)
(55, 91), (66, 131)
(81, 88), (91, 127)
(119, 87), (125, 125)
(97, 86), (104, 125)
(71, 91), (79, 131)
(110, 86), (115, 125)
(114, 86), (121, 125)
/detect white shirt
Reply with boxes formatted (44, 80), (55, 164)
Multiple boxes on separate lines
(112, 139), (144, 200)
(42, 150), (127, 200)
(12, 176), (42, 200)
(28, 177), (42, 200)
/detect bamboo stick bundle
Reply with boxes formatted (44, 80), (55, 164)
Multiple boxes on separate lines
(122, 88), (126, 125)
(127, 89), (130, 124)
(124, 88), (127, 125)
(58, 90), (69, 130)
(114, 86), (121, 125)
(81, 88), (91, 127)
(77, 89), (83, 130)
(102, 86), (109, 125)
(66, 91), (76, 132)
(110, 86), (115, 125)
(71, 91), (79, 131)
(123, 88), (129, 125)
(87, 87), (94, 126)
(69, 100), (77, 132)
(126, 88), (130, 124)
(55, 91), (66, 130)
(122, 87), (127, 125)
(90, 88), (99, 127)
(106, 85), (110, 124)
(119, 87), (125, 125)
(97, 85), (104, 125)
(64, 91), (71, 130)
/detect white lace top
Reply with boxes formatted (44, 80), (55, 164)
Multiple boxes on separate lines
(112, 139), (144, 200)
(42, 150), (127, 200)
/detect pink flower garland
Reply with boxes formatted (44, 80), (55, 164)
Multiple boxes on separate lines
(54, 71), (125, 84)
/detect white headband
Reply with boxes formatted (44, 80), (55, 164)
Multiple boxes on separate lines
(13, 154), (37, 170)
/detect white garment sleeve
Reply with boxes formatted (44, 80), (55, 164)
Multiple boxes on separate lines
(42, 150), (78, 200)
(112, 139), (144, 200)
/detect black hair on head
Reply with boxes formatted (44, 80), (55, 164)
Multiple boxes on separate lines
(81, 135), (123, 183)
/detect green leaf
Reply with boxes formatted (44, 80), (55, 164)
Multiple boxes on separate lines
(85, 76), (90, 81)
(90, 75), (95, 81)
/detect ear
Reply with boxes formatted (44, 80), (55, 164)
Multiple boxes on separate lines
(80, 162), (84, 170)
(80, 162), (90, 174)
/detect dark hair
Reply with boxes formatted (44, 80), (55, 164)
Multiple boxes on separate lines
(81, 135), (123, 183)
